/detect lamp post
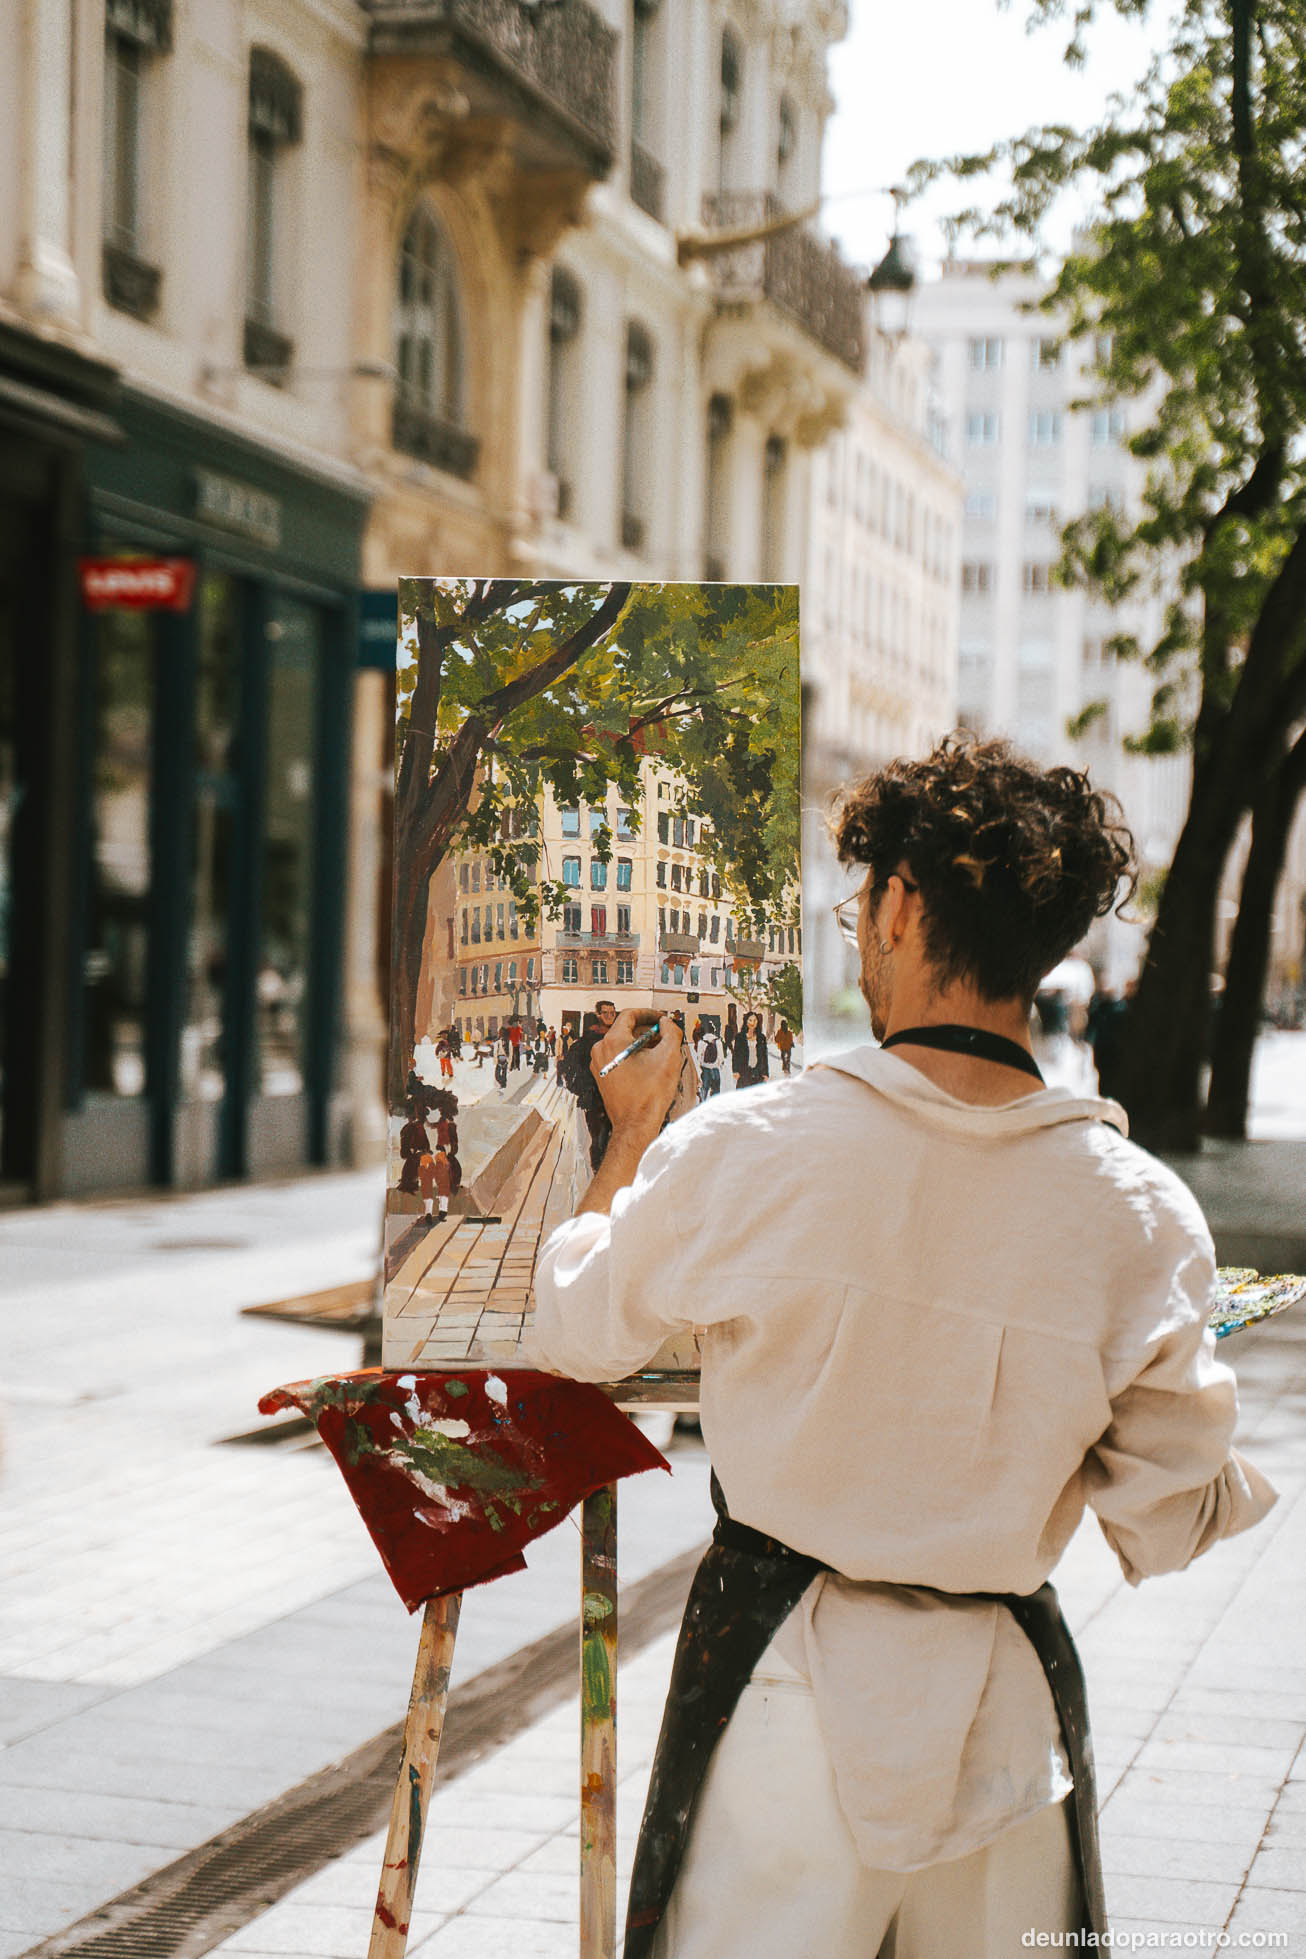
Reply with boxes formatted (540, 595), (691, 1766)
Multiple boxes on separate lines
(866, 190), (917, 338)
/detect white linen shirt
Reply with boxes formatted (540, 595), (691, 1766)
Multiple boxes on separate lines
(528, 1047), (1277, 1870)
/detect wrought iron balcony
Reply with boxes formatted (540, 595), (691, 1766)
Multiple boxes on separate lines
(363, 0), (617, 176)
(699, 193), (866, 375)
(392, 398), (480, 479)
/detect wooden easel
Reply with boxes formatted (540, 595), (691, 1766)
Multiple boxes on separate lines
(367, 1482), (623, 1959)
(365, 1366), (696, 1959)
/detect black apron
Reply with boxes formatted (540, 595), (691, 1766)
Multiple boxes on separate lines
(624, 1474), (1107, 1957)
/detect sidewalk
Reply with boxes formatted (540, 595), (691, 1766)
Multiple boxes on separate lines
(1, 1137), (1305, 1954)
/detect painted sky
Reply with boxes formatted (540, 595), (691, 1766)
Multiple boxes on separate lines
(822, 0), (1177, 276)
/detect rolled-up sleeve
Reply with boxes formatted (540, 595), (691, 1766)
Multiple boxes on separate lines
(1087, 1229), (1277, 1584)
(527, 1128), (710, 1382)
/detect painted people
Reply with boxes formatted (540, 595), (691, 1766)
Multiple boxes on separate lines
(731, 1009), (770, 1089)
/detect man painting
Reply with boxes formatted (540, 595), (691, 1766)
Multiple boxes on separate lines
(560, 998), (619, 1170)
(529, 739), (1275, 1958)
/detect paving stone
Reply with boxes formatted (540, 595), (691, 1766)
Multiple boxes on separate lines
(1245, 1842), (1306, 1891)
(0, 1785), (243, 1849)
(1098, 1827), (1258, 1886)
(217, 1901), (443, 1956)
(458, 1868), (579, 1921)
(0, 1679), (107, 1744)
(1225, 1885), (1306, 1936)
(1103, 1872), (1242, 1927)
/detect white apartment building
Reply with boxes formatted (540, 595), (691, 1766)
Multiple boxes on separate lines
(801, 327), (964, 1039)
(916, 259), (1191, 985)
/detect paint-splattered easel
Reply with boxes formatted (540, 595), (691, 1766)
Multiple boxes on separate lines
(365, 1481), (620, 1959)
(259, 1367), (690, 1959)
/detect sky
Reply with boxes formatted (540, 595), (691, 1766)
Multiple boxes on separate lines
(821, 0), (1173, 277)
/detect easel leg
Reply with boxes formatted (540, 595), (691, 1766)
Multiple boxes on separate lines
(580, 1483), (618, 1959)
(368, 1590), (462, 1959)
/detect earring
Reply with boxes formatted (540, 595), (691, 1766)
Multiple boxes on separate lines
(878, 939), (893, 956)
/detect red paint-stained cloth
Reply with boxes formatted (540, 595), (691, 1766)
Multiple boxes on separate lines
(258, 1369), (670, 1611)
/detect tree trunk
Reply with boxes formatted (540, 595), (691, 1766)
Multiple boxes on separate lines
(1115, 781), (1241, 1152)
(1204, 733), (1306, 1138)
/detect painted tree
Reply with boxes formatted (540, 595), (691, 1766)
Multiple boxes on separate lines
(391, 579), (801, 1101)
(924, 0), (1306, 1148)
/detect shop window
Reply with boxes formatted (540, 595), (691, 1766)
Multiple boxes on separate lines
(255, 595), (322, 1101)
(102, 0), (172, 319)
(394, 202), (477, 477)
(82, 611), (154, 1102)
(546, 268), (582, 519)
(245, 47), (303, 380)
(621, 322), (655, 552)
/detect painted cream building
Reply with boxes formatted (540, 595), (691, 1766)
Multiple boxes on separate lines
(445, 763), (798, 1043)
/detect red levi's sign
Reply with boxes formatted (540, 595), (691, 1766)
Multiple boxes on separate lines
(79, 558), (197, 612)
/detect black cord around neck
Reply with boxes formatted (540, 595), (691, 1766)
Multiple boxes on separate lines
(880, 1023), (1045, 1083)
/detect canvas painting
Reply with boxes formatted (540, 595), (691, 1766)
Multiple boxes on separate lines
(382, 579), (802, 1378)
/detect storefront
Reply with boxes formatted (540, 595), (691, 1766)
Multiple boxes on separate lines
(0, 322), (122, 1203)
(66, 390), (370, 1193)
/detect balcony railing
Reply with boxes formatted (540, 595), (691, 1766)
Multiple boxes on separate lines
(555, 930), (640, 951)
(725, 936), (766, 961)
(660, 931), (701, 956)
(392, 399), (480, 479)
(364, 0), (617, 171)
(699, 193), (866, 375)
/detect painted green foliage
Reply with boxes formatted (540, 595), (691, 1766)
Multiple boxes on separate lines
(392, 579), (800, 1096)
(918, 0), (1306, 1146)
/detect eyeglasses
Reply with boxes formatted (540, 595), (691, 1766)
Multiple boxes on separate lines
(832, 875), (919, 950)
(832, 896), (862, 949)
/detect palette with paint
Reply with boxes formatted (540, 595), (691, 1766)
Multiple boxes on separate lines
(1209, 1268), (1306, 1340)
(381, 579), (802, 1388)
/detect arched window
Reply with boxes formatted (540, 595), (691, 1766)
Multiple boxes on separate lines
(719, 29), (742, 192)
(703, 393), (733, 581)
(621, 322), (655, 552)
(393, 203), (476, 477)
(546, 266), (582, 519)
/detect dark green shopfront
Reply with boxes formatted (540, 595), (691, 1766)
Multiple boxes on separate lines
(1, 371), (370, 1200)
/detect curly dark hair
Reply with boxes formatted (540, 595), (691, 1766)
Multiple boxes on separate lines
(830, 735), (1136, 1003)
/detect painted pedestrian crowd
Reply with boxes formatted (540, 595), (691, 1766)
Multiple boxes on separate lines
(395, 1000), (801, 1218)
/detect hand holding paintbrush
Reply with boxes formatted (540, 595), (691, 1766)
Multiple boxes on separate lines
(589, 1010), (685, 1140)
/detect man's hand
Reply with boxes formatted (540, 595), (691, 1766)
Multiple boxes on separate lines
(590, 1011), (684, 1146)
